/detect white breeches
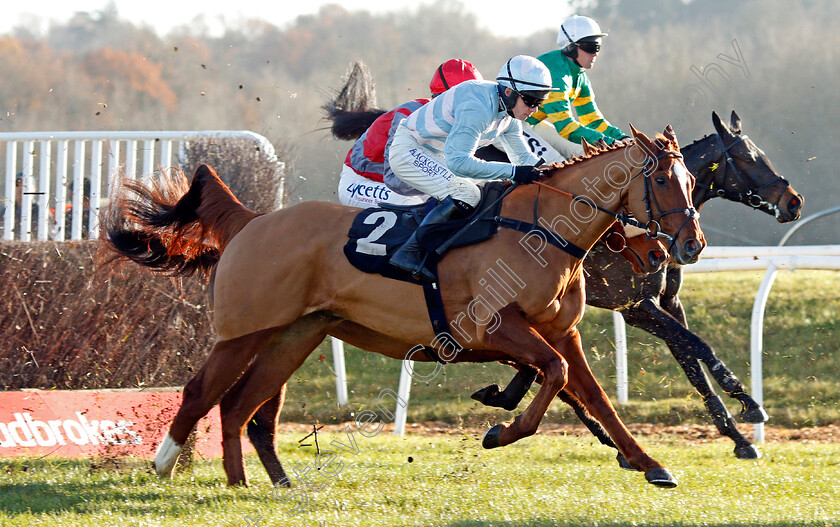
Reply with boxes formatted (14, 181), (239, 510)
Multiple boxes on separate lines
(337, 164), (427, 208)
(388, 126), (482, 207)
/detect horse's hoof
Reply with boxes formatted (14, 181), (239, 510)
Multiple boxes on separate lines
(645, 468), (678, 488)
(482, 424), (504, 449)
(740, 405), (769, 424)
(153, 433), (182, 478)
(734, 444), (761, 460)
(616, 452), (636, 471)
(471, 384), (501, 405)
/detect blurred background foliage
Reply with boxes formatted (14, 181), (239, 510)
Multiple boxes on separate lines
(0, 0), (838, 245)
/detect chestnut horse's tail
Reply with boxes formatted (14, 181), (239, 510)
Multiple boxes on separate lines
(102, 164), (260, 278)
(322, 60), (387, 141)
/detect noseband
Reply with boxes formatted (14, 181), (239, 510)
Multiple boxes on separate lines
(710, 134), (790, 210)
(633, 150), (698, 253)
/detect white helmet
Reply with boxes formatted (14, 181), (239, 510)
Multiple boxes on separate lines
(557, 15), (607, 48)
(496, 55), (553, 95)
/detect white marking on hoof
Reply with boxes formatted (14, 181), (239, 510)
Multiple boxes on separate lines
(153, 433), (183, 478)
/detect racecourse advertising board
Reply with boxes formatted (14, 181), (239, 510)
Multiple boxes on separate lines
(0, 389), (249, 458)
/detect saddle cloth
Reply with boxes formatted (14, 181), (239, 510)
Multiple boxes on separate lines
(343, 181), (508, 283)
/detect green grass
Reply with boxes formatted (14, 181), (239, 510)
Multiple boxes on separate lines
(2, 433), (840, 526)
(281, 270), (840, 429)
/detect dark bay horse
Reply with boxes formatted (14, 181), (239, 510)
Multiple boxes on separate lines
(102, 126), (703, 488)
(472, 111), (804, 461)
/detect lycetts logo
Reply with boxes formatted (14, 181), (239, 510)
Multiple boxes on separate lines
(0, 412), (142, 448)
(346, 181), (391, 201)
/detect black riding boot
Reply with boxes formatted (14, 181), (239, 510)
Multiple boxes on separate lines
(390, 196), (473, 282)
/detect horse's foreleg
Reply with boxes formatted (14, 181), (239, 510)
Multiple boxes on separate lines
(154, 327), (281, 479)
(622, 300), (766, 458)
(480, 312), (568, 449)
(556, 333), (677, 487)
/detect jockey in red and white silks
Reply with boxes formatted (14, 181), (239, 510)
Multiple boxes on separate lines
(337, 59), (483, 208)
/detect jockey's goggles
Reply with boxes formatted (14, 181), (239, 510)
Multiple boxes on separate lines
(518, 91), (549, 109)
(576, 40), (601, 54)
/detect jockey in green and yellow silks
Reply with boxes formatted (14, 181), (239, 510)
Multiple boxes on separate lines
(525, 15), (629, 160)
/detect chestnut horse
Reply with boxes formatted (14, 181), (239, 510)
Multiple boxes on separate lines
(102, 125), (703, 488)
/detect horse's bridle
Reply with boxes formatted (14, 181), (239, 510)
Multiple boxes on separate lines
(536, 148), (698, 254)
(637, 150), (698, 252)
(708, 134), (790, 210)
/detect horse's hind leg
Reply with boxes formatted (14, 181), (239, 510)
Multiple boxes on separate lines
(471, 365), (538, 411)
(246, 389), (287, 486)
(153, 327), (281, 478)
(219, 314), (331, 486)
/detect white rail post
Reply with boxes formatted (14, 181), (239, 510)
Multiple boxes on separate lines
(3, 141), (17, 240)
(37, 141), (51, 241)
(394, 361), (413, 436)
(89, 140), (103, 238)
(107, 140), (120, 198)
(613, 310), (629, 404)
(54, 140), (69, 241)
(20, 140), (34, 242)
(125, 140), (138, 179)
(331, 337), (348, 407)
(71, 140), (86, 240)
(750, 264), (778, 444)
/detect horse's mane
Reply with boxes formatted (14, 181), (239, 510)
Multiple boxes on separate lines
(550, 138), (635, 171)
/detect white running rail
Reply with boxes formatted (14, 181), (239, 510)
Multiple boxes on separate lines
(1, 130), (282, 242)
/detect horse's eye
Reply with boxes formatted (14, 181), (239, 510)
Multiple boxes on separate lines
(655, 176), (667, 186)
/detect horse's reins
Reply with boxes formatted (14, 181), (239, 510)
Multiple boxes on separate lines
(532, 149), (697, 248)
(708, 134), (790, 210)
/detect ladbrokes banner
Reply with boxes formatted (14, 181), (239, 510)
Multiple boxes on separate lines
(0, 389), (251, 458)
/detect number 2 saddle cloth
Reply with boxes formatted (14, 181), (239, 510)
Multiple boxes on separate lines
(343, 181), (508, 284)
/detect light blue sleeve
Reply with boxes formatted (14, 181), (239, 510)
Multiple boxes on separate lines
(443, 90), (517, 180)
(496, 120), (540, 166)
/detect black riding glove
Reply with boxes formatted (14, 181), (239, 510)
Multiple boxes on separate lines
(511, 165), (541, 184)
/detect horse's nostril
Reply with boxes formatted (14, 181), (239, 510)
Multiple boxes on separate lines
(684, 239), (698, 256)
(649, 250), (665, 266)
(788, 197), (801, 213)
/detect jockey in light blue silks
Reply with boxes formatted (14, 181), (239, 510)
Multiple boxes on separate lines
(388, 55), (557, 282)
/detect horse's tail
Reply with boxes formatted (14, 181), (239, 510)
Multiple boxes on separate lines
(102, 164), (260, 278)
(322, 60), (387, 140)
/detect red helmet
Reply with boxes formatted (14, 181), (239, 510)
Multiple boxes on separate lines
(429, 59), (483, 95)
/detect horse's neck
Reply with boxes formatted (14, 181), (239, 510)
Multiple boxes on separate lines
(525, 150), (629, 251)
(682, 134), (721, 209)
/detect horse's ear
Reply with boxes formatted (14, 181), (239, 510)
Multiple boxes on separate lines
(712, 111), (730, 138)
(729, 110), (742, 134)
(662, 124), (678, 147)
(630, 123), (654, 154)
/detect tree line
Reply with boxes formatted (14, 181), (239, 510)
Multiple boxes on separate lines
(1, 0), (837, 244)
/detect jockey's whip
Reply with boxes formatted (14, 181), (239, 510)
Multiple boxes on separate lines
(434, 182), (520, 256)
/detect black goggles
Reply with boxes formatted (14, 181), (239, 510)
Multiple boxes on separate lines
(518, 92), (547, 109)
(576, 41), (601, 54)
